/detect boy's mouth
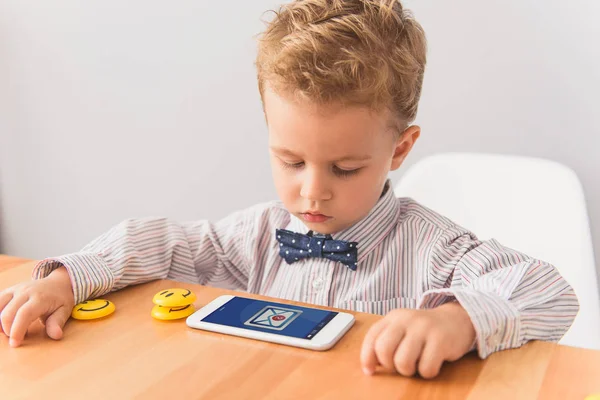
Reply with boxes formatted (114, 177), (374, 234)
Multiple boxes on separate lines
(300, 211), (332, 223)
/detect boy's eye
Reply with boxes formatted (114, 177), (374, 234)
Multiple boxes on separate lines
(280, 159), (304, 170)
(278, 158), (361, 177)
(333, 166), (361, 178)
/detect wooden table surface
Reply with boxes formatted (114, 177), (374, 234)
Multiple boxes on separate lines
(0, 255), (599, 399)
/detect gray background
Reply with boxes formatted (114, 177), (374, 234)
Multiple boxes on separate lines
(1, 0), (599, 281)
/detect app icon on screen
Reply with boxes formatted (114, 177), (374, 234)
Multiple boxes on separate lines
(244, 305), (302, 331)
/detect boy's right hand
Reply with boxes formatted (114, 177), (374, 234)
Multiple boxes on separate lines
(0, 267), (75, 347)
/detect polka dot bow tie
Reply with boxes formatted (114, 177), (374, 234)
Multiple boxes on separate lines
(275, 228), (358, 271)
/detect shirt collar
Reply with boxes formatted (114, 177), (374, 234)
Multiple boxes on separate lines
(286, 180), (399, 263)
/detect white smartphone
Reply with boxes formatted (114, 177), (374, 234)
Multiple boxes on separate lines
(186, 295), (355, 351)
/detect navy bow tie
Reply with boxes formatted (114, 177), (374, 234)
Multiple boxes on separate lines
(276, 229), (358, 271)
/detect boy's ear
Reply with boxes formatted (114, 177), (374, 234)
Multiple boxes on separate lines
(390, 125), (420, 171)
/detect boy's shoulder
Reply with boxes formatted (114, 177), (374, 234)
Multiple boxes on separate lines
(228, 200), (291, 230)
(395, 196), (463, 233)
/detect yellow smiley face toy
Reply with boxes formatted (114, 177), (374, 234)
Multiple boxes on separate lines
(151, 304), (196, 320)
(151, 288), (197, 320)
(152, 288), (197, 307)
(71, 299), (116, 320)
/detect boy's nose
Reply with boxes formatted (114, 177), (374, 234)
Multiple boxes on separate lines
(300, 171), (332, 201)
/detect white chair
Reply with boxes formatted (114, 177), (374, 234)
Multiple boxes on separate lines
(394, 152), (600, 350)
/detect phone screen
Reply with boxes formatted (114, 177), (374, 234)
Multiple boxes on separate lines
(201, 297), (338, 340)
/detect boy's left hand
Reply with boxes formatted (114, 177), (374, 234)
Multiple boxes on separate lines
(360, 301), (476, 379)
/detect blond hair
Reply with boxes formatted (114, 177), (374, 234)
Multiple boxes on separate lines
(256, 0), (427, 127)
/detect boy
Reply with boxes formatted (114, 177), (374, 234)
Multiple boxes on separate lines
(0, 0), (578, 379)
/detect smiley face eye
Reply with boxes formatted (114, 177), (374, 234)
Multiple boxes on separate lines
(159, 290), (169, 295)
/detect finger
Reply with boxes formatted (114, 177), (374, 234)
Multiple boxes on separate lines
(0, 295), (28, 341)
(417, 338), (445, 379)
(393, 332), (426, 377)
(0, 291), (14, 335)
(45, 307), (71, 340)
(360, 318), (390, 375)
(373, 325), (406, 372)
(32, 312), (52, 333)
(9, 300), (47, 347)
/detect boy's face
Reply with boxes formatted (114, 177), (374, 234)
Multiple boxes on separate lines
(264, 87), (420, 234)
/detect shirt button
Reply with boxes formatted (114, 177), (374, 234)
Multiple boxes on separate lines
(312, 278), (323, 290)
(486, 333), (501, 348)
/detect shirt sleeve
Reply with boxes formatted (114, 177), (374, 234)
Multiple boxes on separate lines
(32, 208), (259, 305)
(418, 224), (579, 358)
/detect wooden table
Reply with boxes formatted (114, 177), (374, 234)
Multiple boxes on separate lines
(0, 255), (599, 399)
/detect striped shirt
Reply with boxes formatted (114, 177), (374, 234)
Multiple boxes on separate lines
(33, 181), (578, 358)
